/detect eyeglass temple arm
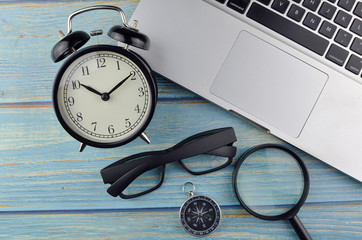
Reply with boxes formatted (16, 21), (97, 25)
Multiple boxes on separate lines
(107, 161), (155, 197)
(101, 151), (162, 184)
(205, 145), (237, 157)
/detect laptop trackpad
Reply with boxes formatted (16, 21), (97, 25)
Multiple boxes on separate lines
(210, 31), (328, 137)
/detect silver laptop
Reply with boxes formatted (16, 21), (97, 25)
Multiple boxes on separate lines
(129, 0), (362, 181)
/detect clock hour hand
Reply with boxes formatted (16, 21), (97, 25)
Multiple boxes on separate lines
(80, 83), (102, 96)
(108, 73), (132, 96)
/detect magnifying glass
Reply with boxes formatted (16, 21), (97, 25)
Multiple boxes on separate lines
(233, 144), (311, 240)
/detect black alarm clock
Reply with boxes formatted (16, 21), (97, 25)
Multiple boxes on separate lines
(51, 5), (157, 151)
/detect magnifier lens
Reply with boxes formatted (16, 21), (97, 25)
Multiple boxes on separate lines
(236, 147), (304, 216)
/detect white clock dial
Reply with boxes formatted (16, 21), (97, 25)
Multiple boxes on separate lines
(53, 46), (156, 147)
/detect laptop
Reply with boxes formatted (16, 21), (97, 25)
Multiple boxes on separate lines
(129, 0), (362, 182)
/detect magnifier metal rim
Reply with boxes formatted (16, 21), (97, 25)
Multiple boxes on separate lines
(233, 143), (310, 221)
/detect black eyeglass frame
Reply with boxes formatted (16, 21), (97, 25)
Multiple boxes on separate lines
(101, 127), (237, 199)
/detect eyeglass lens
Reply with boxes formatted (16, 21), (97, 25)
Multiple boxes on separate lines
(122, 166), (164, 196)
(180, 153), (231, 174)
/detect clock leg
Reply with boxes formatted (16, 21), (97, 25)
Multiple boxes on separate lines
(79, 142), (87, 152)
(140, 132), (150, 144)
(58, 30), (76, 53)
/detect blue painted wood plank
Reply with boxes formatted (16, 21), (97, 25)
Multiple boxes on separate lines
(1, 205), (361, 239)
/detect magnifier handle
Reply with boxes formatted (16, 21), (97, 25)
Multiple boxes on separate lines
(289, 215), (312, 240)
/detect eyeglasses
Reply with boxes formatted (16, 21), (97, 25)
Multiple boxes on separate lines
(100, 127), (237, 199)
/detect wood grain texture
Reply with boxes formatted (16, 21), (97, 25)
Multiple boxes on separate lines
(1, 205), (362, 240)
(1, 0), (362, 239)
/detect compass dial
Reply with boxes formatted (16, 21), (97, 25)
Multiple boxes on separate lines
(179, 195), (221, 237)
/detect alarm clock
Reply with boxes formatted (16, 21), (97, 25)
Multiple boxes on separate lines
(51, 5), (157, 151)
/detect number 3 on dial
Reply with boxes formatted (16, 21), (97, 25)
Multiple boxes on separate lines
(53, 45), (157, 150)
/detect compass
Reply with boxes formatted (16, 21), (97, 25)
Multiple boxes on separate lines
(179, 183), (221, 237)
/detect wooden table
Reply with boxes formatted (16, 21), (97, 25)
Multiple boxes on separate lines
(1, 1), (362, 239)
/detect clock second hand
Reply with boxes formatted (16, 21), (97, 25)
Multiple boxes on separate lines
(107, 73), (132, 96)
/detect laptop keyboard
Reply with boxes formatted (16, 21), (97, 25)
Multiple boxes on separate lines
(214, 0), (362, 78)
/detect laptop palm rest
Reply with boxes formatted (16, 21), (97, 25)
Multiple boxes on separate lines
(210, 31), (328, 137)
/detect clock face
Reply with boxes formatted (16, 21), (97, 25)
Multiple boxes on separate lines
(53, 45), (156, 148)
(180, 195), (221, 237)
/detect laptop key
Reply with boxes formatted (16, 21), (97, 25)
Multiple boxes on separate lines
(354, 2), (362, 18)
(271, 0), (290, 14)
(338, 0), (356, 12)
(288, 4), (306, 22)
(345, 54), (362, 75)
(319, 20), (337, 39)
(247, 3), (329, 55)
(334, 10), (352, 28)
(335, 29), (353, 47)
(303, 12), (322, 30)
(318, 2), (337, 20)
(350, 37), (362, 55)
(350, 19), (362, 37)
(227, 0), (251, 14)
(326, 44), (349, 66)
(302, 0), (321, 12)
(215, 0), (227, 3)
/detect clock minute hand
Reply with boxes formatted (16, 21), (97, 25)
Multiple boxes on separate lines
(108, 73), (132, 96)
(80, 83), (102, 96)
